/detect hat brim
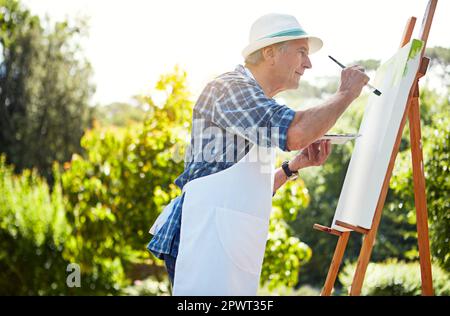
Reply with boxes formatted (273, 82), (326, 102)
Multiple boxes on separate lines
(242, 35), (323, 59)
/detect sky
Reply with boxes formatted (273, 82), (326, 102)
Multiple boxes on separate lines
(22, 0), (450, 105)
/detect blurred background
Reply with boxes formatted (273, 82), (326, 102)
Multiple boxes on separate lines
(0, 0), (448, 295)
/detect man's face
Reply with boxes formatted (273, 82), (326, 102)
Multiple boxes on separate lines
(273, 38), (312, 90)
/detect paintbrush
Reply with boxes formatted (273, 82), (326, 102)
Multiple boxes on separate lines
(328, 55), (382, 96)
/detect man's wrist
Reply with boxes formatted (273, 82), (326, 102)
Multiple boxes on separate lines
(335, 90), (356, 105)
(282, 160), (298, 180)
(288, 161), (298, 172)
(288, 159), (305, 172)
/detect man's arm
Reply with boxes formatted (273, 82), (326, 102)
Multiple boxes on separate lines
(286, 66), (369, 151)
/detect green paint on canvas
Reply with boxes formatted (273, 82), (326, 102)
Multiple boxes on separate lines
(403, 39), (424, 77)
(408, 39), (424, 61)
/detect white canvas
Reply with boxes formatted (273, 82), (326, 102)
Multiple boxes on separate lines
(331, 39), (424, 231)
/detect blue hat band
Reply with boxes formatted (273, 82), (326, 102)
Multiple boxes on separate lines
(261, 28), (307, 40)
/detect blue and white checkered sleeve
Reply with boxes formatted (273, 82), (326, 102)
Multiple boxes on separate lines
(212, 81), (296, 151)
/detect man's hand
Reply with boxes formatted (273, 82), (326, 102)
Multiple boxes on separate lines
(338, 65), (370, 101)
(288, 140), (332, 171)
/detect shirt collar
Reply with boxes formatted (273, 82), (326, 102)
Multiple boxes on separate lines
(236, 64), (255, 81)
(235, 64), (268, 97)
(243, 66), (256, 81)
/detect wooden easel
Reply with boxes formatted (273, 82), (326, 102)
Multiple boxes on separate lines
(313, 0), (438, 296)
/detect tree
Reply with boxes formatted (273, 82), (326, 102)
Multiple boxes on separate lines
(390, 95), (449, 270)
(350, 59), (380, 71)
(0, 0), (95, 181)
(93, 102), (147, 127)
(426, 47), (450, 88)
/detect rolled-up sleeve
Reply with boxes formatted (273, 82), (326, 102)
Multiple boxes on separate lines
(212, 80), (296, 151)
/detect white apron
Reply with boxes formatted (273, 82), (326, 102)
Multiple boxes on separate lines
(172, 143), (275, 296)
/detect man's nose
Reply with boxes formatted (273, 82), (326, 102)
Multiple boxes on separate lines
(304, 56), (312, 69)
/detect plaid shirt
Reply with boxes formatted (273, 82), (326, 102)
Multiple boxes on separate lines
(147, 65), (296, 259)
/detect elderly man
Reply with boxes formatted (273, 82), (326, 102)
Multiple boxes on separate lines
(147, 13), (369, 295)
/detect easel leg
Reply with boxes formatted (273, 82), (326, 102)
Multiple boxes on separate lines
(349, 229), (378, 295)
(408, 97), (434, 296)
(321, 232), (350, 296)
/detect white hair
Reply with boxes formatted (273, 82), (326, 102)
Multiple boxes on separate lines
(244, 41), (290, 66)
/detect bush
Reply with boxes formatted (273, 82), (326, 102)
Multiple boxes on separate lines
(121, 276), (170, 296)
(0, 155), (72, 295)
(0, 155), (128, 295)
(390, 109), (450, 269)
(339, 259), (450, 296)
(257, 284), (320, 296)
(262, 178), (312, 291)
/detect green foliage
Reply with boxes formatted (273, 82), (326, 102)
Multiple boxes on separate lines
(121, 276), (170, 296)
(426, 46), (450, 65)
(0, 0), (94, 181)
(350, 59), (381, 71)
(93, 102), (148, 127)
(0, 155), (128, 294)
(257, 284), (320, 296)
(426, 46), (450, 87)
(390, 109), (450, 269)
(339, 260), (450, 296)
(261, 179), (312, 290)
(0, 155), (72, 295)
(424, 114), (450, 270)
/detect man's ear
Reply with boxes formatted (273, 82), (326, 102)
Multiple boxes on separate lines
(262, 45), (275, 64)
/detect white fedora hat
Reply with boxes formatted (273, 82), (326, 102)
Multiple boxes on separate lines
(242, 13), (323, 59)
